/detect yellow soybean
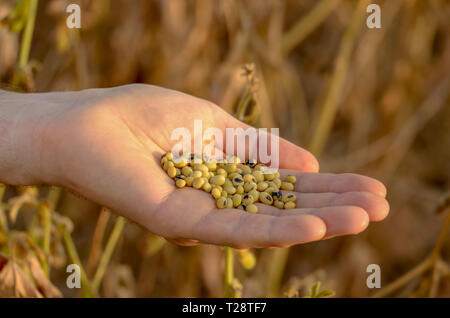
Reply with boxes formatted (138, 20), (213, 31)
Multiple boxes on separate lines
(186, 177), (194, 186)
(226, 197), (233, 209)
(282, 193), (296, 203)
(203, 183), (212, 193)
(211, 187), (221, 199)
(285, 175), (297, 183)
(253, 171), (264, 183)
(281, 182), (294, 191)
(284, 201), (296, 209)
(210, 175), (226, 186)
(274, 200), (284, 209)
(168, 167), (177, 178)
(246, 204), (258, 214)
(181, 166), (193, 176)
(236, 185), (244, 194)
(193, 177), (205, 189)
(176, 179), (186, 188)
(260, 193), (273, 205)
(217, 197), (227, 209)
(257, 182), (268, 192)
(232, 194), (242, 207)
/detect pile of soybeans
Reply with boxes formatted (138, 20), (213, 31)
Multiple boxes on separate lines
(161, 152), (297, 214)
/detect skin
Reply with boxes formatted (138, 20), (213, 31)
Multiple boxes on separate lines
(0, 84), (389, 248)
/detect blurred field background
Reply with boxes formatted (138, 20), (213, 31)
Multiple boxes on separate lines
(0, 0), (449, 298)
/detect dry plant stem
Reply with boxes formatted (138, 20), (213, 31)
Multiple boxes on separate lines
(46, 186), (62, 210)
(38, 202), (51, 276)
(91, 216), (126, 294)
(281, 0), (339, 55)
(59, 225), (92, 297)
(235, 88), (252, 121)
(224, 246), (235, 297)
(309, 0), (369, 157)
(0, 184), (7, 233)
(266, 247), (290, 296)
(19, 0), (38, 69)
(86, 208), (111, 276)
(372, 207), (450, 297)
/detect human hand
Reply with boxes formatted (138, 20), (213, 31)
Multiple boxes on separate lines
(1, 84), (389, 248)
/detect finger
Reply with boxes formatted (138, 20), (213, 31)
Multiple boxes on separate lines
(273, 191), (389, 221)
(189, 209), (327, 248)
(223, 113), (319, 172)
(256, 205), (369, 239)
(279, 170), (387, 197)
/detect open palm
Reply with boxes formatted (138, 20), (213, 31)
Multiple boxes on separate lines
(39, 84), (389, 248)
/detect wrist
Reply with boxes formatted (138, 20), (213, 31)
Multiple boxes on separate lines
(0, 91), (58, 185)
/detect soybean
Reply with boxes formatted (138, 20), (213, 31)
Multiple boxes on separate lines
(285, 175), (296, 183)
(193, 177), (205, 189)
(260, 193), (273, 205)
(246, 204), (258, 214)
(176, 179), (186, 188)
(281, 182), (294, 191)
(284, 201), (296, 209)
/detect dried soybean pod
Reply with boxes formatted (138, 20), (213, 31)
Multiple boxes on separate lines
(232, 194), (242, 207)
(186, 176), (194, 187)
(285, 175), (297, 183)
(260, 193), (273, 205)
(281, 182), (294, 191)
(167, 167), (177, 178)
(217, 197), (227, 209)
(284, 201), (296, 209)
(193, 177), (205, 189)
(211, 187), (222, 199)
(246, 204), (258, 214)
(210, 175), (226, 186)
(274, 200), (284, 209)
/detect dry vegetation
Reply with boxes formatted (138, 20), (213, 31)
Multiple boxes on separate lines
(0, 0), (449, 297)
